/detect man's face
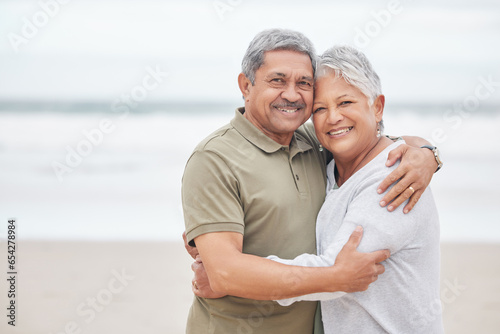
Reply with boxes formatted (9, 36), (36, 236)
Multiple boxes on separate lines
(240, 50), (314, 145)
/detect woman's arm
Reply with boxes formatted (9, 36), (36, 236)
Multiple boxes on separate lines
(270, 169), (427, 305)
(193, 228), (389, 300)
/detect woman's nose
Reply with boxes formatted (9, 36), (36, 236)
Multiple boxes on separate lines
(326, 108), (343, 124)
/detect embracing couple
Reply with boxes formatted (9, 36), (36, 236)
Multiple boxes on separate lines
(182, 28), (444, 334)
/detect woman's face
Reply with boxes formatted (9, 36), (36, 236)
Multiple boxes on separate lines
(312, 74), (384, 160)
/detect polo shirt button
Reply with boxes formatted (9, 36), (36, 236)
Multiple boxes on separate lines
(296, 174), (299, 181)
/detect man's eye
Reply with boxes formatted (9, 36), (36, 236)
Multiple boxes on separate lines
(271, 78), (284, 83)
(299, 81), (314, 89)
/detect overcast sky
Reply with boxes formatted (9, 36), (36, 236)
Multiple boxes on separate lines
(0, 0), (499, 104)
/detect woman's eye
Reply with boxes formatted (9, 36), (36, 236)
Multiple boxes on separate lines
(313, 107), (325, 114)
(339, 101), (352, 106)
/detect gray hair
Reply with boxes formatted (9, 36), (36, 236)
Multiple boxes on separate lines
(317, 45), (382, 105)
(318, 45), (384, 132)
(242, 28), (317, 84)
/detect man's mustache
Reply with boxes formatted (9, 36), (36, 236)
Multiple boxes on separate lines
(272, 101), (306, 109)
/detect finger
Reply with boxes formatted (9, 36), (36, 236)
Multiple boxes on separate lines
(183, 231), (191, 253)
(371, 249), (391, 263)
(374, 263), (386, 276)
(191, 248), (200, 259)
(387, 184), (416, 212)
(192, 283), (202, 297)
(377, 166), (406, 198)
(191, 260), (202, 273)
(380, 167), (418, 207)
(345, 226), (364, 250)
(403, 189), (423, 214)
(191, 279), (200, 296)
(183, 231), (193, 251)
(183, 231), (200, 259)
(385, 145), (405, 167)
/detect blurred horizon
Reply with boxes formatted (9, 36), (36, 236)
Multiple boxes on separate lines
(0, 99), (499, 112)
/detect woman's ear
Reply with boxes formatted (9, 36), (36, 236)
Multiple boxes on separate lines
(373, 94), (385, 122)
(238, 73), (252, 102)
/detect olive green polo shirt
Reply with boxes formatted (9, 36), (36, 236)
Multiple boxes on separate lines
(182, 107), (328, 333)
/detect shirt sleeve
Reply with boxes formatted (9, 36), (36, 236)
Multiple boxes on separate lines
(182, 149), (245, 246)
(269, 171), (421, 306)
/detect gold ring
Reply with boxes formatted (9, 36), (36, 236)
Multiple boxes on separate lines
(193, 281), (198, 290)
(409, 186), (415, 193)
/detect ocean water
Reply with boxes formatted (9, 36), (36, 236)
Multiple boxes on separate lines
(0, 104), (499, 242)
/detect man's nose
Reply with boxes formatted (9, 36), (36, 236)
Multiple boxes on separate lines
(281, 83), (301, 102)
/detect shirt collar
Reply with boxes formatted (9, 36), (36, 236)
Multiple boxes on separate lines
(231, 107), (313, 155)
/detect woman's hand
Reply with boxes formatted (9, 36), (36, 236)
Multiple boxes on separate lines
(182, 231), (227, 299)
(332, 226), (390, 292)
(191, 258), (227, 299)
(182, 231), (199, 260)
(377, 143), (437, 214)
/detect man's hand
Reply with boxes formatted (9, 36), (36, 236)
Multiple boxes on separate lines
(182, 231), (199, 260)
(191, 258), (227, 299)
(332, 226), (390, 292)
(377, 143), (436, 214)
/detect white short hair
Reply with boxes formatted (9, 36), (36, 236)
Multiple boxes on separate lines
(317, 45), (382, 105)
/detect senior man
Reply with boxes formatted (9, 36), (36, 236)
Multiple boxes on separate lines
(182, 29), (439, 333)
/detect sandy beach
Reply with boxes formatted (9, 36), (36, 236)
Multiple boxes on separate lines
(0, 241), (499, 334)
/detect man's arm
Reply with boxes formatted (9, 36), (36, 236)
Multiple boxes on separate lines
(192, 227), (389, 300)
(183, 231), (228, 298)
(378, 136), (438, 214)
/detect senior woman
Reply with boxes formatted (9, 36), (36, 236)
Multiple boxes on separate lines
(268, 46), (444, 333)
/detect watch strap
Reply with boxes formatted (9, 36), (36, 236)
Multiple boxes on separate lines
(421, 145), (443, 172)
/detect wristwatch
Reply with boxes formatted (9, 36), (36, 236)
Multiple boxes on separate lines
(421, 145), (443, 172)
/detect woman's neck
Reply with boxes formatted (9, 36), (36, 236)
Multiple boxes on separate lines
(334, 136), (393, 187)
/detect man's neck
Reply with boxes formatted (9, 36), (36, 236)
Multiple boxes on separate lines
(242, 110), (294, 146)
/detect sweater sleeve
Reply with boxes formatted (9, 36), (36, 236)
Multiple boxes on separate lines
(267, 246), (347, 305)
(342, 172), (421, 255)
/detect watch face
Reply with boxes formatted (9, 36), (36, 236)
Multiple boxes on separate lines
(434, 148), (443, 166)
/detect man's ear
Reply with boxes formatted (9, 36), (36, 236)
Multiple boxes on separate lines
(373, 94), (385, 122)
(238, 73), (252, 102)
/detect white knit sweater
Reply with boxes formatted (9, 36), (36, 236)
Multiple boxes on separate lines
(269, 141), (444, 334)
